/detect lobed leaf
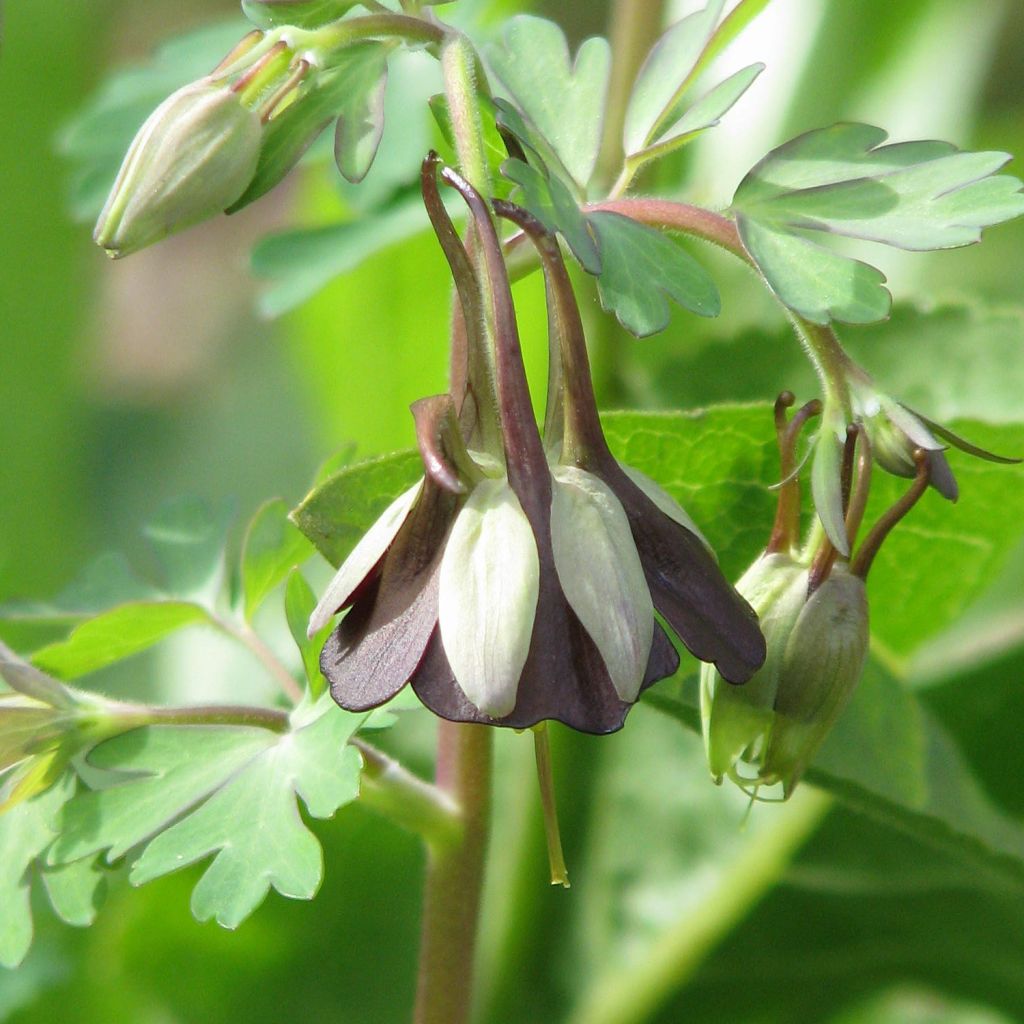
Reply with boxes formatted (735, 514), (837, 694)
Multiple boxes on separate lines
(733, 123), (1024, 323)
(587, 212), (721, 337)
(488, 15), (611, 191)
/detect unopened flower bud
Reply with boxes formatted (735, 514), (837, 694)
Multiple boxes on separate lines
(94, 80), (262, 258)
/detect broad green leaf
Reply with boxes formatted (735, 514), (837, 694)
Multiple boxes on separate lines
(284, 569), (329, 697)
(588, 212), (720, 336)
(0, 776), (75, 968)
(733, 123), (1024, 323)
(488, 15), (611, 190)
(251, 193), (433, 317)
(30, 601), (213, 680)
(623, 2), (725, 155)
(290, 449), (423, 567)
(50, 699), (362, 928)
(333, 44), (390, 184)
(58, 22), (244, 221)
(39, 857), (107, 928)
(240, 499), (314, 622)
(501, 158), (601, 273)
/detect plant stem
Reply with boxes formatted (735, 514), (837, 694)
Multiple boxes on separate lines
(595, 0), (667, 195)
(109, 701), (290, 733)
(352, 737), (462, 850)
(413, 721), (493, 1024)
(568, 788), (832, 1024)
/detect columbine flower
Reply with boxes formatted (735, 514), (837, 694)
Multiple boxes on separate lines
(701, 394), (934, 797)
(309, 156), (765, 734)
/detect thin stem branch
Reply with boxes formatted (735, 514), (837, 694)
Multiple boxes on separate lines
(214, 616), (304, 704)
(568, 788), (832, 1024)
(413, 722), (493, 1024)
(352, 737), (462, 850)
(108, 701), (290, 733)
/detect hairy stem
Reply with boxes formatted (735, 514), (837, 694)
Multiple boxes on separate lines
(568, 788), (831, 1024)
(414, 722), (493, 1024)
(108, 701), (290, 733)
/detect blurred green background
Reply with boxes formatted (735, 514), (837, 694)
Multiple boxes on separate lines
(2, 1), (1023, 1021)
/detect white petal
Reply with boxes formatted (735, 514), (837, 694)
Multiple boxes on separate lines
(307, 480), (422, 637)
(550, 466), (653, 703)
(619, 462), (712, 551)
(439, 479), (540, 717)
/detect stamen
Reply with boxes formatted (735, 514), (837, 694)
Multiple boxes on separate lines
(851, 449), (931, 580)
(843, 426), (872, 553)
(533, 724), (570, 888)
(210, 29), (264, 78)
(259, 59), (309, 123)
(231, 41), (290, 106)
(767, 397), (821, 554)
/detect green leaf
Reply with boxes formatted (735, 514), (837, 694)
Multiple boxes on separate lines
(290, 449), (423, 567)
(588, 212), (720, 336)
(51, 698), (362, 928)
(623, 2), (725, 155)
(58, 21), (244, 221)
(429, 94), (513, 201)
(251, 193), (434, 317)
(240, 499), (314, 622)
(733, 123), (1024, 323)
(39, 856), (107, 928)
(639, 62), (764, 159)
(501, 158), (601, 273)
(0, 776), (75, 968)
(284, 569), (328, 697)
(241, 0), (362, 30)
(30, 601), (213, 680)
(333, 44), (390, 185)
(488, 15), (611, 190)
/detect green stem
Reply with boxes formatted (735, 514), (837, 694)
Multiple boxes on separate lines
(568, 788), (832, 1024)
(351, 737), (462, 850)
(586, 197), (855, 407)
(107, 701), (290, 733)
(413, 722), (493, 1024)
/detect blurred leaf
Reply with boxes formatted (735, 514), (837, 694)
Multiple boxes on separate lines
(290, 450), (423, 567)
(39, 856), (107, 928)
(488, 15), (611, 190)
(240, 499), (314, 622)
(623, 1), (725, 155)
(284, 569), (328, 697)
(50, 697), (362, 928)
(241, 0), (361, 31)
(733, 124), (1024, 323)
(502, 158), (601, 273)
(142, 497), (232, 603)
(30, 601), (213, 680)
(58, 21), (244, 221)
(333, 44), (390, 185)
(252, 192), (432, 317)
(0, 775), (74, 968)
(588, 212), (720, 337)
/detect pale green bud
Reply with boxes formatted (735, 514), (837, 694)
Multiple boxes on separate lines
(700, 553), (805, 783)
(94, 80), (263, 258)
(766, 566), (868, 796)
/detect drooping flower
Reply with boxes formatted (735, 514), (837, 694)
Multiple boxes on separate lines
(310, 155), (765, 734)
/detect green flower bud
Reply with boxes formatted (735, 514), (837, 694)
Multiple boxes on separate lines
(241, 0), (359, 30)
(700, 553), (806, 784)
(94, 80), (263, 258)
(765, 566), (868, 795)
(701, 559), (868, 797)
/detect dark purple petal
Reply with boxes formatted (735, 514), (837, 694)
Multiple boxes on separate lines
(322, 480), (457, 712)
